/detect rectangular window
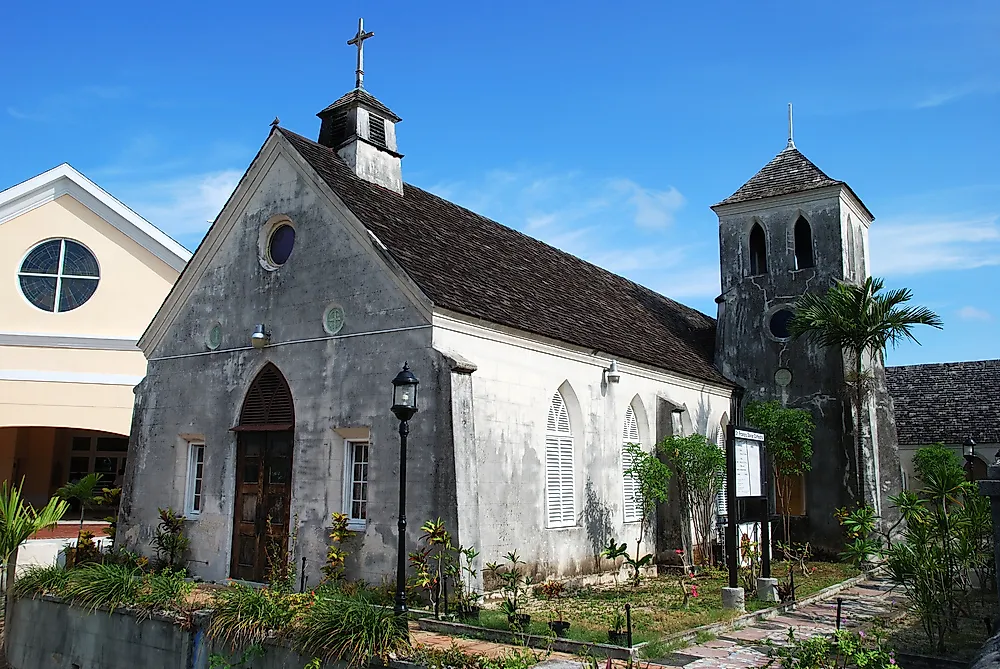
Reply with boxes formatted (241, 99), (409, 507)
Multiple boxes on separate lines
(622, 447), (641, 523)
(545, 435), (576, 528)
(185, 441), (205, 517)
(344, 441), (369, 528)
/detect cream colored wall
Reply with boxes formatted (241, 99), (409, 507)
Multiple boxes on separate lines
(2, 195), (176, 336)
(0, 193), (181, 434)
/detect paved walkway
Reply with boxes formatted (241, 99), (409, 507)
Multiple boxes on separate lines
(649, 578), (906, 668)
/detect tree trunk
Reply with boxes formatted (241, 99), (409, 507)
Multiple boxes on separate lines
(3, 545), (19, 662)
(855, 353), (866, 506)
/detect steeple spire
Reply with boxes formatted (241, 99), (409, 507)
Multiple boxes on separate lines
(347, 18), (375, 89)
(787, 102), (795, 148)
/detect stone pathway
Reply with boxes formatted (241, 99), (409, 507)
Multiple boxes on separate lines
(648, 578), (906, 668)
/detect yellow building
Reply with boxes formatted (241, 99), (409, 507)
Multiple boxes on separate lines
(0, 164), (189, 507)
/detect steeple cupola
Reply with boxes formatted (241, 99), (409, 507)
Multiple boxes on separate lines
(317, 18), (404, 194)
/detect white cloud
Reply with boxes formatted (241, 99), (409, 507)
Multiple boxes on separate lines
(915, 82), (998, 108)
(609, 179), (686, 229)
(869, 216), (1000, 276)
(957, 306), (992, 321)
(112, 170), (241, 241)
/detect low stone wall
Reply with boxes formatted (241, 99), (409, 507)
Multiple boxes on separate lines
(5, 596), (341, 669)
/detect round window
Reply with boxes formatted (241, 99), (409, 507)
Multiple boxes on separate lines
(324, 305), (346, 335)
(207, 323), (222, 350)
(268, 225), (295, 266)
(18, 239), (100, 312)
(769, 309), (794, 340)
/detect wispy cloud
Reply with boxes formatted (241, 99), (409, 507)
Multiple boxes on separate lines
(7, 85), (131, 122)
(915, 82), (998, 108)
(111, 170), (241, 245)
(427, 167), (720, 304)
(957, 306), (992, 322)
(870, 216), (1000, 276)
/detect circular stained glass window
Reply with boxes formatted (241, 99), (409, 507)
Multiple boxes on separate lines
(18, 239), (100, 312)
(324, 305), (345, 335)
(769, 309), (794, 340)
(268, 225), (295, 266)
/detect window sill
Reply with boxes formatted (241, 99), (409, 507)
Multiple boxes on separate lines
(545, 524), (580, 531)
(346, 520), (366, 532)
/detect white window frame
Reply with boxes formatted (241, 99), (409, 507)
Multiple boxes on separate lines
(184, 441), (205, 517)
(622, 406), (642, 523)
(343, 439), (369, 531)
(545, 391), (576, 529)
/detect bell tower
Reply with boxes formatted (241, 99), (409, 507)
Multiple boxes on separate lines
(712, 115), (901, 553)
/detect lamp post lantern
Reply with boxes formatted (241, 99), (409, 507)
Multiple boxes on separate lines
(964, 436), (977, 481)
(390, 363), (419, 620)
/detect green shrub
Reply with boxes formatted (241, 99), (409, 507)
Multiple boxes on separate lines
(411, 643), (541, 669)
(138, 569), (194, 613)
(62, 563), (142, 613)
(209, 582), (297, 649)
(12, 564), (70, 599)
(295, 592), (410, 667)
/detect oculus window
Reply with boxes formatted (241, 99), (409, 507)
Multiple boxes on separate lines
(769, 309), (794, 340)
(268, 225), (296, 266)
(18, 239), (99, 312)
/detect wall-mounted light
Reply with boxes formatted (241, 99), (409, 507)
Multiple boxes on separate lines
(251, 324), (271, 349)
(605, 360), (621, 384)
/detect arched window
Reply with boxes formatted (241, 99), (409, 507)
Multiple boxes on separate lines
(749, 223), (767, 275)
(545, 391), (576, 528)
(794, 217), (815, 269)
(622, 406), (642, 523)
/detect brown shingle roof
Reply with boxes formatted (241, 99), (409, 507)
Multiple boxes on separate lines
(318, 89), (401, 122)
(714, 144), (873, 219)
(886, 360), (1000, 446)
(278, 127), (731, 387)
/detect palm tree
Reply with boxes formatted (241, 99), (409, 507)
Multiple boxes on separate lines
(55, 472), (103, 564)
(790, 276), (942, 503)
(0, 479), (68, 658)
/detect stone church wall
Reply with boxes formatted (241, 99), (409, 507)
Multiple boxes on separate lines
(433, 313), (734, 579)
(119, 151), (457, 586)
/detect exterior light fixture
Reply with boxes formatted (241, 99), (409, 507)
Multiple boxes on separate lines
(390, 363), (419, 623)
(964, 436), (977, 460)
(606, 360), (622, 384)
(250, 324), (271, 349)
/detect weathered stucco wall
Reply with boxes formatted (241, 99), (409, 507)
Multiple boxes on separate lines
(119, 149), (456, 586)
(714, 189), (902, 554)
(432, 312), (733, 579)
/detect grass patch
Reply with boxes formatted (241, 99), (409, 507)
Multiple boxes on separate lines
(411, 642), (545, 669)
(638, 638), (688, 659)
(295, 593), (410, 667)
(12, 564), (70, 599)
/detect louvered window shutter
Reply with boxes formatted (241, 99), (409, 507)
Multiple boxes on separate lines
(545, 392), (576, 527)
(716, 425), (728, 516)
(622, 407), (642, 522)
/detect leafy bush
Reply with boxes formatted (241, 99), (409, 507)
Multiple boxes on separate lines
(321, 512), (353, 583)
(660, 434), (725, 567)
(760, 624), (896, 668)
(152, 507), (190, 571)
(138, 569), (194, 613)
(208, 582), (297, 649)
(12, 564), (69, 599)
(295, 592), (410, 667)
(411, 642), (541, 669)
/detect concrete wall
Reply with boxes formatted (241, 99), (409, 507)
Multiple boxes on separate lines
(713, 188), (902, 554)
(119, 150), (454, 587)
(6, 596), (344, 669)
(432, 311), (733, 578)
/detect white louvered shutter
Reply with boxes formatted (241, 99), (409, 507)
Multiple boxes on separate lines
(716, 425), (728, 517)
(622, 407), (642, 522)
(545, 392), (576, 527)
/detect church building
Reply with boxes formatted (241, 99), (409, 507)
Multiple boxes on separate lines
(119, 21), (900, 584)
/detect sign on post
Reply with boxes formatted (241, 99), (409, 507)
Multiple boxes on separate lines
(725, 426), (769, 588)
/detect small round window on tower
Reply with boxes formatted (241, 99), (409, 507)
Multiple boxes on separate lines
(268, 225), (296, 266)
(769, 309), (795, 340)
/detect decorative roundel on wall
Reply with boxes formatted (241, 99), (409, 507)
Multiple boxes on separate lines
(207, 323), (222, 350)
(323, 305), (346, 335)
(774, 368), (793, 387)
(768, 309), (795, 340)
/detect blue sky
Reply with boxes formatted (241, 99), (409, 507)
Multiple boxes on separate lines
(2, 1), (997, 366)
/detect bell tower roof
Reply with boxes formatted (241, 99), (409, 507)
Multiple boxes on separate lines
(715, 145), (842, 207)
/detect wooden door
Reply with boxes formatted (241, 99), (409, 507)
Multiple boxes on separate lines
(231, 431), (293, 581)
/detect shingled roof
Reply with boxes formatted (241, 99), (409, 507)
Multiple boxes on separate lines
(318, 88), (401, 122)
(277, 127), (731, 387)
(886, 360), (1000, 446)
(714, 144), (872, 219)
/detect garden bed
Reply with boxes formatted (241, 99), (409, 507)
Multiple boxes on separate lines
(884, 592), (999, 666)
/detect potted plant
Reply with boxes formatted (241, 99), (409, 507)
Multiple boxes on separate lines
(486, 551), (532, 631)
(539, 580), (570, 637)
(455, 545), (482, 620)
(607, 607), (626, 645)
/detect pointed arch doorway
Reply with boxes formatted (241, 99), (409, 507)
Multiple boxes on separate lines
(230, 363), (294, 581)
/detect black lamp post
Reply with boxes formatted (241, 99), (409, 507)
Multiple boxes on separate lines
(390, 363), (419, 619)
(964, 436), (977, 481)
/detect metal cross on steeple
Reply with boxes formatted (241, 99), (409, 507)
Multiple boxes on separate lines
(347, 18), (375, 89)
(787, 102), (795, 148)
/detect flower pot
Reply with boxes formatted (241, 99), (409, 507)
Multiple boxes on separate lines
(548, 620), (571, 637)
(608, 630), (626, 646)
(507, 613), (531, 630)
(457, 605), (481, 621)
